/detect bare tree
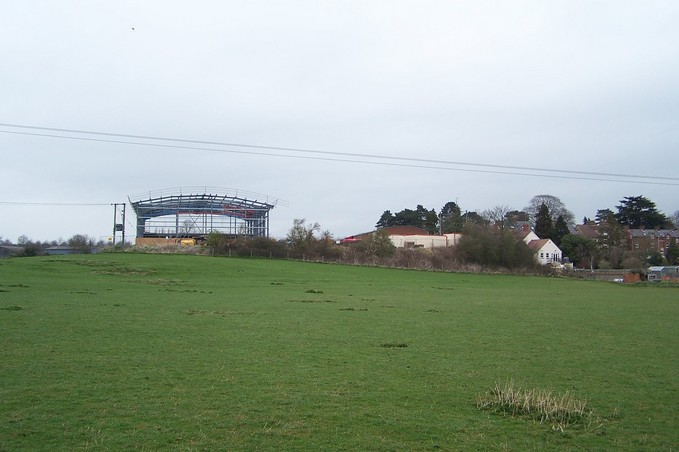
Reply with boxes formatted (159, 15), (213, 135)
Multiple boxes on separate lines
(286, 219), (320, 255)
(181, 219), (195, 234)
(68, 234), (93, 254)
(670, 210), (679, 229)
(482, 205), (513, 229)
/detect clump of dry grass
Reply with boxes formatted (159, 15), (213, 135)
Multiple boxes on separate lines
(477, 380), (599, 431)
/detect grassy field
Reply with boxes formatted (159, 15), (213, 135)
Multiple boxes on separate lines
(1, 254), (677, 450)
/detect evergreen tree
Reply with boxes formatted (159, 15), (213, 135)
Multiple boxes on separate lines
(615, 195), (668, 229)
(376, 210), (394, 229)
(595, 209), (615, 224)
(440, 201), (463, 233)
(376, 205), (439, 233)
(534, 203), (553, 239)
(552, 215), (570, 246)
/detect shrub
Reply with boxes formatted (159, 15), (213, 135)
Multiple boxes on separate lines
(355, 229), (396, 258)
(622, 256), (644, 270)
(206, 232), (288, 258)
(456, 225), (537, 270)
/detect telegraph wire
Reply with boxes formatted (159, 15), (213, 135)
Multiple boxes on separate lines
(3, 122), (677, 181)
(1, 123), (678, 185)
(4, 130), (678, 186)
(2, 129), (678, 186)
(0, 201), (113, 206)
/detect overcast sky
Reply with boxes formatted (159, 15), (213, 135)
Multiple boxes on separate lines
(2, 1), (678, 243)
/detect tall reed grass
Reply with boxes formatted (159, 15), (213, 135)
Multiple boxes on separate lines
(477, 380), (599, 431)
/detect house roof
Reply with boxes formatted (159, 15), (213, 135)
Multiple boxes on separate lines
(379, 226), (430, 236)
(0, 245), (24, 253)
(575, 223), (599, 239)
(526, 239), (553, 251)
(345, 226), (431, 242)
(513, 229), (531, 240)
(626, 229), (679, 239)
(648, 265), (679, 272)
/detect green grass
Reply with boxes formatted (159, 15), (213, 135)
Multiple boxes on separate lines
(1, 254), (677, 450)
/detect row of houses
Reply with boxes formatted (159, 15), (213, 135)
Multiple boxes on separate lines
(575, 223), (679, 254)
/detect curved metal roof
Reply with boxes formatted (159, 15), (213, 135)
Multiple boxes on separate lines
(128, 186), (285, 211)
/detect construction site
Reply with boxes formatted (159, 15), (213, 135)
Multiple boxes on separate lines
(128, 187), (281, 246)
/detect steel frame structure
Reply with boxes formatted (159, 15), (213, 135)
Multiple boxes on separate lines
(128, 187), (278, 238)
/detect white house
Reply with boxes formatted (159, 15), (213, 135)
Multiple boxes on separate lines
(526, 239), (562, 265)
(513, 225), (563, 265)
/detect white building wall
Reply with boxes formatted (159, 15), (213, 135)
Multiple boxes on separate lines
(444, 233), (463, 247)
(389, 235), (448, 249)
(386, 233), (463, 249)
(536, 240), (562, 265)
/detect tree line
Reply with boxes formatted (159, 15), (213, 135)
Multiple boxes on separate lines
(6, 193), (676, 271)
(1, 234), (113, 256)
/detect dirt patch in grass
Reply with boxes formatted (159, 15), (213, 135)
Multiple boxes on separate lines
(94, 267), (155, 276)
(287, 299), (336, 303)
(44, 259), (119, 268)
(379, 342), (408, 348)
(160, 288), (212, 294)
(1, 305), (24, 311)
(143, 279), (189, 286)
(0, 283), (30, 292)
(186, 309), (262, 317)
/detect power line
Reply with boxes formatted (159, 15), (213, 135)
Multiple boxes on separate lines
(0, 201), (113, 206)
(4, 122), (677, 181)
(1, 122), (678, 185)
(1, 129), (666, 186)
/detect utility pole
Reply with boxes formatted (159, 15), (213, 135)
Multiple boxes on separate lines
(112, 203), (118, 250)
(111, 203), (126, 251)
(121, 203), (126, 248)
